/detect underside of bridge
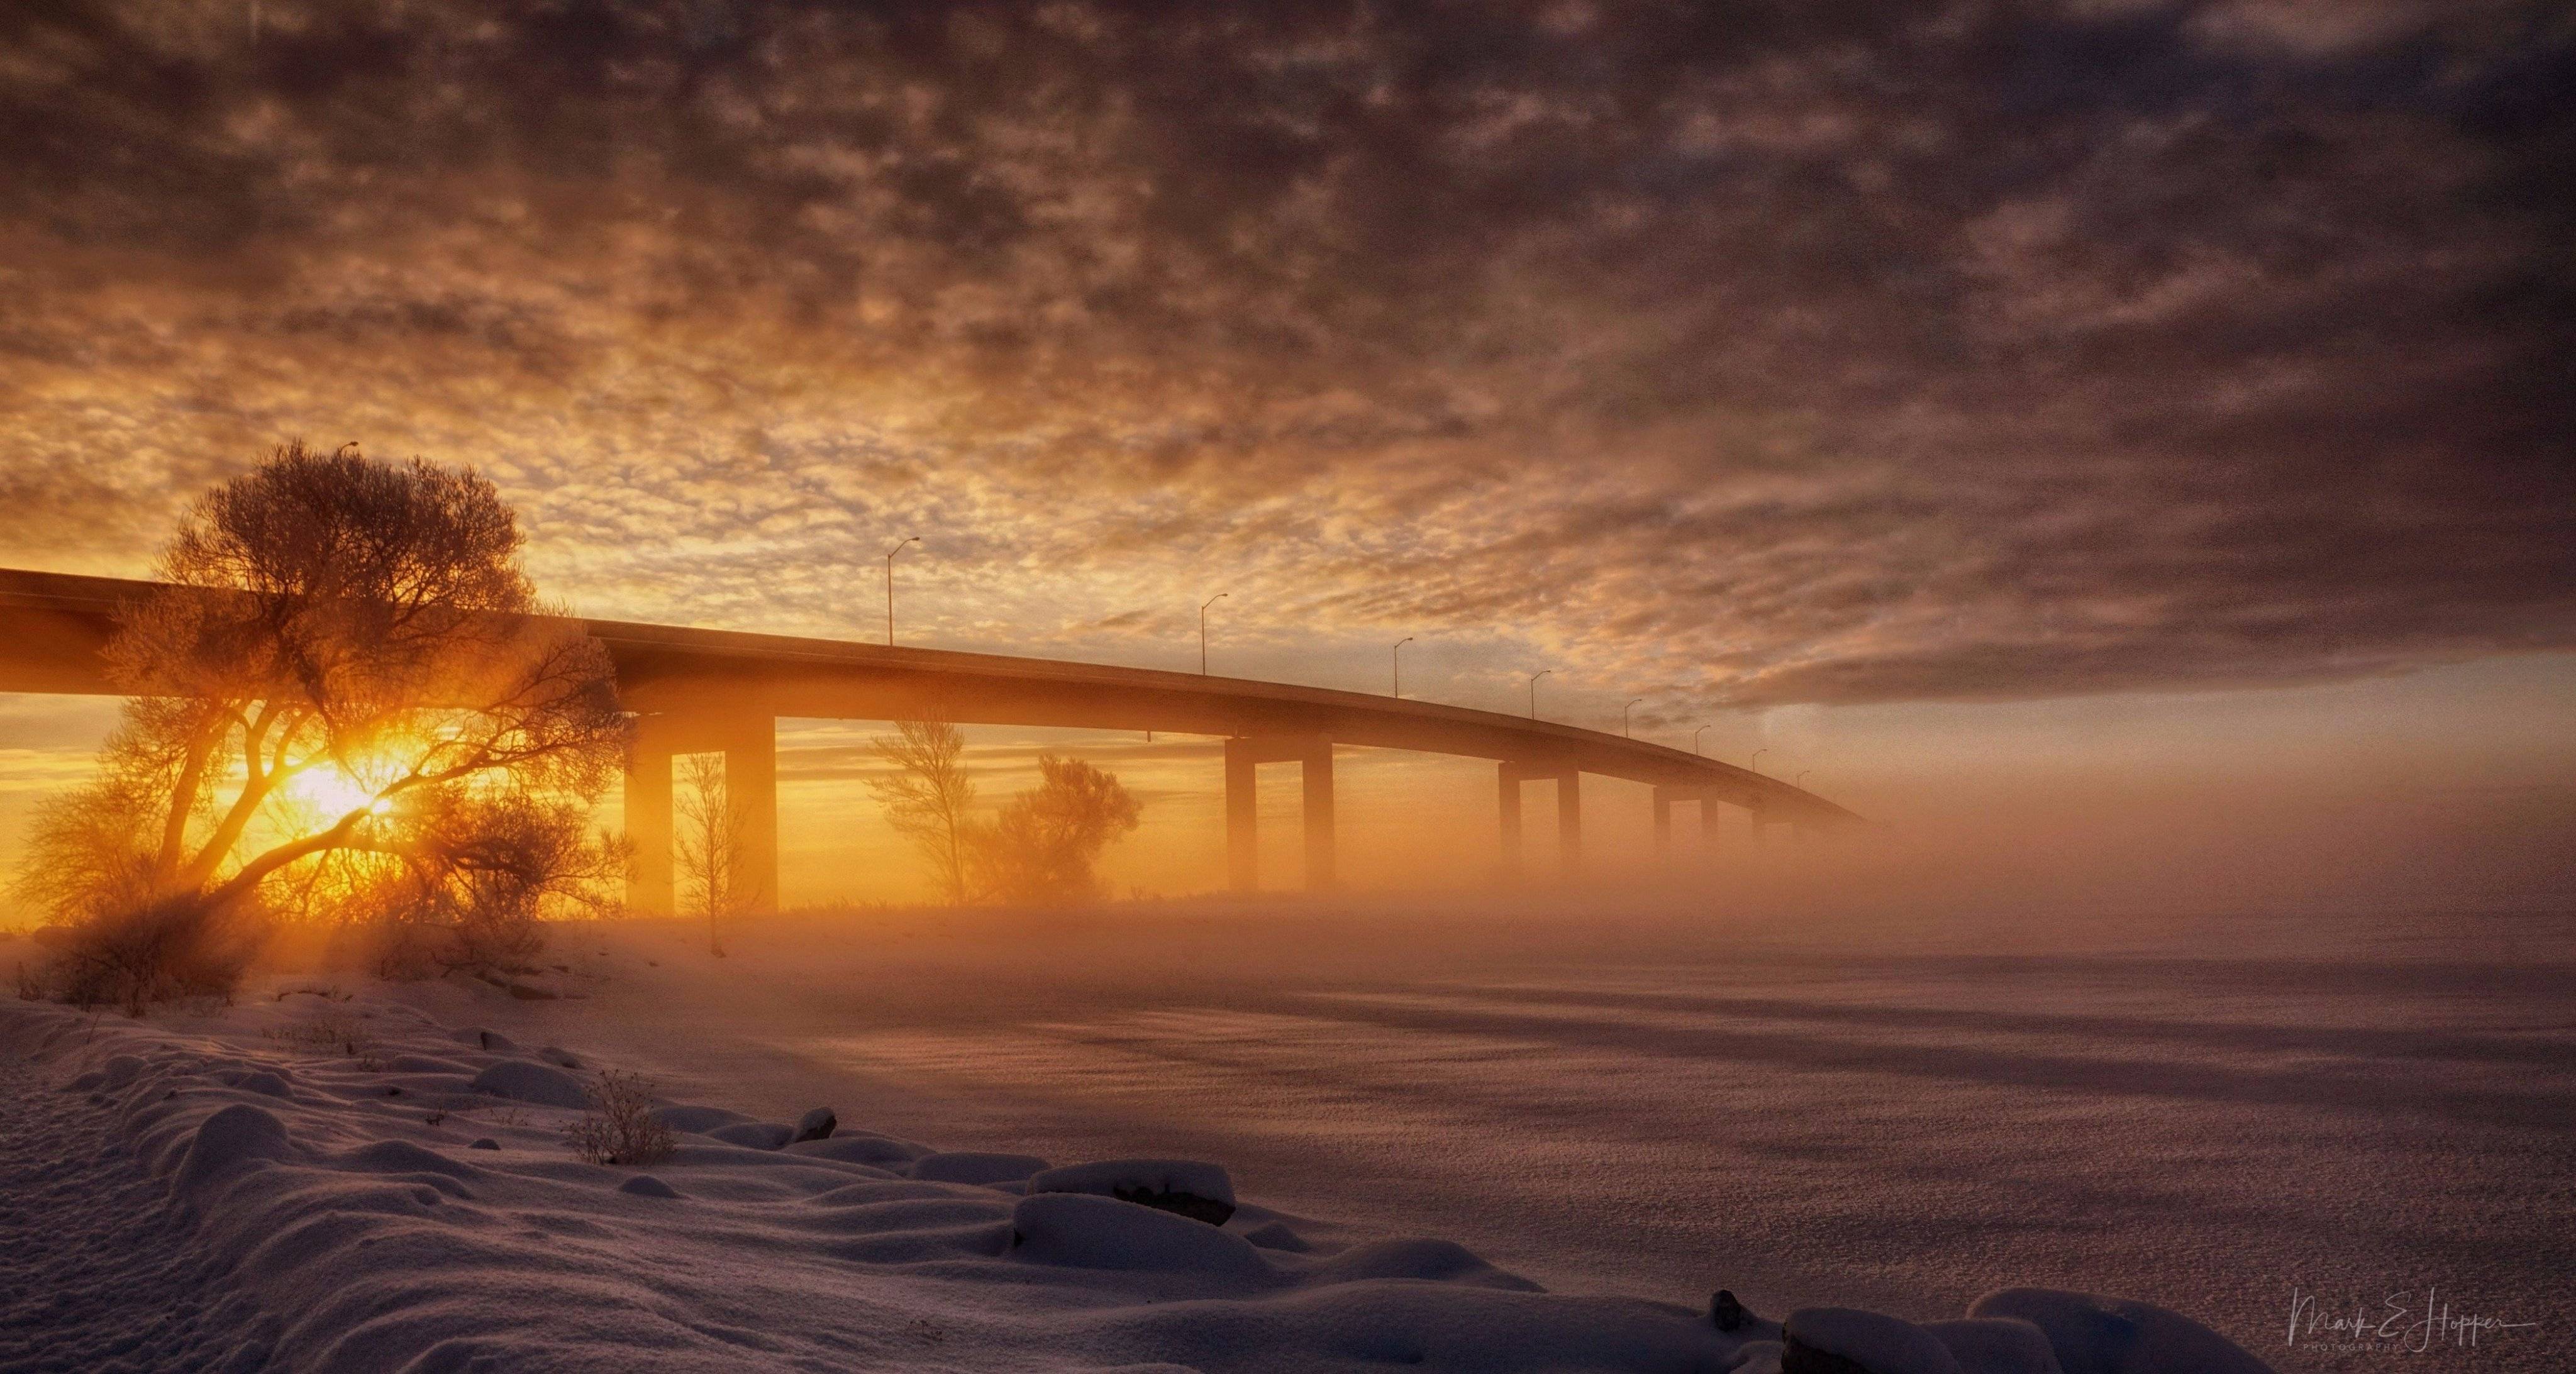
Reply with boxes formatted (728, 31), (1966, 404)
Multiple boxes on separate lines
(628, 707), (780, 917)
(1223, 734), (1336, 893)
(609, 706), (1821, 911)
(0, 567), (1862, 913)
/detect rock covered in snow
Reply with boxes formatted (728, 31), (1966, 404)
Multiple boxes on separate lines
(911, 1150), (1048, 1185)
(618, 1173), (682, 1199)
(654, 1103), (753, 1134)
(1304, 1236), (1542, 1291)
(791, 1106), (836, 1142)
(1029, 1158), (1237, 1226)
(337, 1139), (481, 1184)
(172, 1103), (294, 1199)
(708, 1121), (796, 1150)
(786, 1133), (929, 1167)
(386, 1055), (473, 1075)
(1782, 1307), (1963, 1374)
(234, 1070), (291, 1098)
(1241, 1220), (1311, 1253)
(1967, 1288), (2273, 1374)
(1009, 1191), (1272, 1280)
(1923, 1317), (2063, 1374)
(467, 1058), (591, 1109)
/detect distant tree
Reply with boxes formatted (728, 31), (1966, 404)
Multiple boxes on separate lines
(867, 717), (977, 905)
(12, 441), (630, 1009)
(965, 753), (1141, 905)
(674, 751), (748, 953)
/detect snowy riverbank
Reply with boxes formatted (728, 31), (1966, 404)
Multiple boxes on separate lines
(0, 968), (2280, 1373)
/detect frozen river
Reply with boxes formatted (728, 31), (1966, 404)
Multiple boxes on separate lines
(493, 901), (2576, 1373)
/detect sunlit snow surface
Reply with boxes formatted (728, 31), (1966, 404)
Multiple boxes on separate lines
(536, 902), (2576, 1373)
(6, 900), (2568, 1371)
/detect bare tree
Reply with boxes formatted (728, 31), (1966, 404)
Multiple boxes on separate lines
(965, 753), (1141, 905)
(867, 717), (977, 905)
(674, 751), (747, 953)
(13, 441), (630, 1007)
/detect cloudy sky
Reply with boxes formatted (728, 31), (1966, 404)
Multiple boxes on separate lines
(3, 0), (2571, 902)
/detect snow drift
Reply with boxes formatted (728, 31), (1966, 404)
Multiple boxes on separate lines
(1, 989), (2275, 1373)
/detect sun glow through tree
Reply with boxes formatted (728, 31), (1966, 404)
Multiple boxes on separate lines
(278, 764), (394, 823)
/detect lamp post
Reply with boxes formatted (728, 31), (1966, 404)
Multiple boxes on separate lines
(1392, 637), (1414, 697)
(1692, 725), (1710, 756)
(1751, 748), (1769, 775)
(883, 536), (919, 646)
(1526, 670), (1551, 719)
(1624, 698), (1644, 738)
(1199, 593), (1228, 675)
(1796, 770), (1811, 789)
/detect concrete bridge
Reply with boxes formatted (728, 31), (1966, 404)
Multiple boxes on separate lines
(0, 567), (1858, 909)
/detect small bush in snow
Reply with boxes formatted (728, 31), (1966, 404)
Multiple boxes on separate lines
(267, 1009), (375, 1058)
(564, 1070), (676, 1166)
(29, 895), (260, 1016)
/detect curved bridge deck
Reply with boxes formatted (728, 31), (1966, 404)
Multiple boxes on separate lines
(0, 567), (1855, 905)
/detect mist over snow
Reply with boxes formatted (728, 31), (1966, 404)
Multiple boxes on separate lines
(9, 898), (2570, 1371)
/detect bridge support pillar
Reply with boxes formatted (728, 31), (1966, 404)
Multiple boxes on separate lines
(1558, 773), (1581, 868)
(628, 725), (675, 917)
(1653, 785), (1724, 860)
(1304, 745), (1337, 890)
(626, 707), (778, 916)
(1223, 735), (1335, 894)
(1498, 761), (1580, 875)
(1225, 742), (1257, 892)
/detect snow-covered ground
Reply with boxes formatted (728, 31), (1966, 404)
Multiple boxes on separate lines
(9, 983), (1768, 1371)
(3, 981), (2259, 1374)
(387, 900), (2572, 1373)
(5, 899), (2565, 1371)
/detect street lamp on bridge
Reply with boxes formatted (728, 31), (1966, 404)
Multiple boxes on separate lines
(882, 536), (919, 646)
(1693, 725), (1710, 756)
(1526, 670), (1551, 719)
(1199, 592), (1228, 675)
(1751, 747), (1768, 775)
(1796, 770), (1811, 789)
(1624, 698), (1644, 738)
(1392, 636), (1414, 697)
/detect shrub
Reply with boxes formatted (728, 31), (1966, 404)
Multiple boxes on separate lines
(369, 904), (547, 982)
(45, 894), (261, 1016)
(564, 1070), (677, 1166)
(265, 1007), (375, 1058)
(364, 804), (622, 982)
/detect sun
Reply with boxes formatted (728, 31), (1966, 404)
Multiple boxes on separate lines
(282, 764), (392, 819)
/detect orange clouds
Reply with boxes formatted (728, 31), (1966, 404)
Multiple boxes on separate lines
(0, 0), (2567, 733)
